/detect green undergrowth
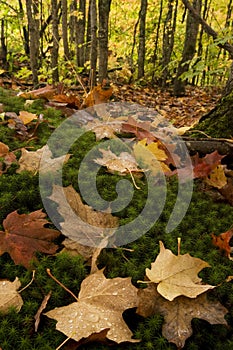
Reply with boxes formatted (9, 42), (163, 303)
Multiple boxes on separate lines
(1, 88), (233, 349)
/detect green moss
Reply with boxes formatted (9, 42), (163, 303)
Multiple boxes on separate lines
(192, 91), (233, 138)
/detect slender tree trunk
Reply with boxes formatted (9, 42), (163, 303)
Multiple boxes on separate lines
(76, 0), (86, 67)
(173, 0), (202, 96)
(137, 0), (147, 79)
(85, 0), (92, 63)
(90, 0), (97, 85)
(18, 0), (30, 55)
(0, 20), (8, 70)
(25, 0), (39, 86)
(161, 0), (178, 87)
(98, 0), (111, 83)
(61, 0), (70, 60)
(51, 0), (59, 83)
(151, 0), (163, 83)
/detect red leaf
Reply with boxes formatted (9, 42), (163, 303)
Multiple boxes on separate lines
(192, 151), (225, 178)
(0, 210), (60, 268)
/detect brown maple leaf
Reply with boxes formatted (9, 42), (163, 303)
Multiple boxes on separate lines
(45, 269), (139, 344)
(145, 241), (214, 301)
(0, 210), (60, 268)
(212, 229), (233, 259)
(49, 184), (119, 247)
(121, 116), (157, 143)
(137, 283), (228, 348)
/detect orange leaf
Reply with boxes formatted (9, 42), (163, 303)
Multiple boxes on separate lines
(82, 84), (113, 108)
(212, 229), (233, 258)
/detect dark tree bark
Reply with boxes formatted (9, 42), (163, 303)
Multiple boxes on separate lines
(173, 0), (201, 96)
(90, 0), (97, 85)
(51, 0), (59, 83)
(18, 0), (30, 55)
(161, 0), (178, 87)
(61, 0), (70, 60)
(98, 0), (112, 83)
(85, 0), (92, 62)
(76, 0), (86, 67)
(137, 0), (148, 79)
(25, 0), (40, 86)
(0, 20), (8, 70)
(151, 0), (163, 83)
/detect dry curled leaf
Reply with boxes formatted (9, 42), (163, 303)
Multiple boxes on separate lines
(212, 229), (233, 259)
(45, 269), (139, 344)
(205, 164), (227, 189)
(49, 184), (118, 247)
(0, 278), (23, 313)
(0, 210), (60, 268)
(145, 241), (214, 301)
(17, 145), (70, 174)
(94, 148), (143, 176)
(137, 283), (228, 348)
(82, 84), (113, 108)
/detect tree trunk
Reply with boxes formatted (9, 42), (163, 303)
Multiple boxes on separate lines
(61, 0), (70, 60)
(161, 0), (178, 87)
(195, 90), (233, 139)
(90, 0), (97, 85)
(76, 0), (86, 67)
(173, 0), (201, 96)
(137, 0), (148, 79)
(98, 0), (111, 83)
(0, 20), (8, 70)
(51, 0), (59, 83)
(25, 0), (40, 87)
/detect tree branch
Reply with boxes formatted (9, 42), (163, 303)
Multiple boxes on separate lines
(182, 0), (233, 58)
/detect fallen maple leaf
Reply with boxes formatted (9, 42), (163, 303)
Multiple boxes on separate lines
(52, 94), (81, 109)
(133, 139), (170, 176)
(17, 146), (70, 174)
(212, 229), (233, 258)
(45, 269), (139, 344)
(121, 116), (157, 143)
(137, 283), (228, 348)
(205, 164), (227, 189)
(0, 210), (60, 268)
(94, 148), (143, 176)
(49, 184), (118, 247)
(82, 84), (113, 108)
(192, 151), (225, 179)
(0, 277), (23, 313)
(145, 241), (214, 301)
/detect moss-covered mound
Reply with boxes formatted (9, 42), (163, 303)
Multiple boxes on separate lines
(194, 91), (233, 139)
(0, 88), (233, 350)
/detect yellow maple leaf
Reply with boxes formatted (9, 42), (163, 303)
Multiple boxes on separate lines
(205, 164), (227, 189)
(133, 139), (170, 175)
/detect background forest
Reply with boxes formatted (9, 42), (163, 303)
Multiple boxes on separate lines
(0, 0), (232, 94)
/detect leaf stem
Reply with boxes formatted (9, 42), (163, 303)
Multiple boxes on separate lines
(46, 268), (79, 301)
(18, 270), (36, 293)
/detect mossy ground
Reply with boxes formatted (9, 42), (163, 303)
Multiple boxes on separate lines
(0, 88), (233, 349)
(193, 91), (233, 139)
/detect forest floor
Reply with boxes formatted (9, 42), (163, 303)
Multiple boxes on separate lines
(0, 82), (232, 350)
